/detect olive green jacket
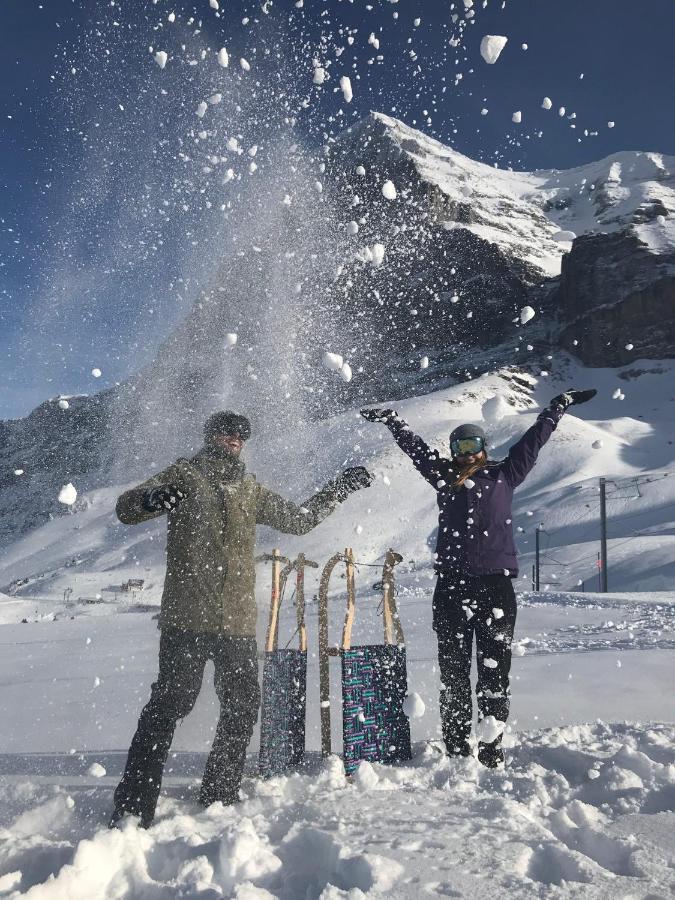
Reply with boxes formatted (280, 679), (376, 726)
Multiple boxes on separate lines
(115, 448), (341, 636)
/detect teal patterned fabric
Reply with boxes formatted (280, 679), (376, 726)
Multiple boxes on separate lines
(258, 649), (307, 777)
(342, 645), (412, 775)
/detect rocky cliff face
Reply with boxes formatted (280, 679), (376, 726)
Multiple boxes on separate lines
(1, 114), (674, 545)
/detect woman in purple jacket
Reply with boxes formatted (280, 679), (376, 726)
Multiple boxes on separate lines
(361, 389), (596, 767)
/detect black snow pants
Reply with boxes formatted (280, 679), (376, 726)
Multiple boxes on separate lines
(114, 626), (260, 826)
(433, 573), (517, 755)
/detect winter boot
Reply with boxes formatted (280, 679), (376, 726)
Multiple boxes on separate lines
(477, 740), (505, 769)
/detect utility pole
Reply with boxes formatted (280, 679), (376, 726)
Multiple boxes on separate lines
(599, 477), (608, 592)
(535, 525), (541, 591)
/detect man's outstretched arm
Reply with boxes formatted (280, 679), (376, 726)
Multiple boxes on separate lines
(255, 467), (372, 535)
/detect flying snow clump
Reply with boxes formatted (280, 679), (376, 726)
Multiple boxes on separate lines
(210, 0), (219, 9)
(322, 352), (344, 372)
(382, 180), (397, 200)
(520, 306), (535, 325)
(403, 693), (426, 719)
(58, 483), (78, 506)
(340, 76), (353, 103)
(479, 35), (508, 65)
(476, 715), (505, 743)
(542, 97), (552, 109)
(420, 356), (429, 369)
(347, 221), (359, 235)
(313, 66), (326, 85)
(87, 763), (107, 778)
(512, 111), (522, 124)
(625, 343), (634, 351)
(91, 368), (102, 378)
(153, 51), (168, 69)
(217, 47), (229, 67)
(340, 362), (353, 383)
(240, 58), (251, 71)
(58, 399), (70, 410)
(371, 243), (386, 266)
(355, 165), (366, 176)
(482, 394), (510, 423)
(196, 101), (208, 118)
(225, 333), (238, 347)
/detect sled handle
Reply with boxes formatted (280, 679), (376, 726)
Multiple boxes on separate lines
(317, 549), (352, 756)
(256, 549), (291, 653)
(382, 549), (405, 646)
(278, 553), (319, 653)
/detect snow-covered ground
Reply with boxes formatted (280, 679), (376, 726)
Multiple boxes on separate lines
(1, 358), (674, 897)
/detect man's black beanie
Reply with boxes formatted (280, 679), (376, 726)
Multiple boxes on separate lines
(204, 411), (252, 444)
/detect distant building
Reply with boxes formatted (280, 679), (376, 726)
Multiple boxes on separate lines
(121, 579), (145, 592)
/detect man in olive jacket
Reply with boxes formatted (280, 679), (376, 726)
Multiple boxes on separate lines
(111, 410), (372, 827)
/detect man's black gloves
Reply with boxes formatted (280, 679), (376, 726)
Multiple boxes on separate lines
(550, 389), (597, 411)
(360, 407), (398, 424)
(333, 466), (374, 502)
(143, 484), (186, 513)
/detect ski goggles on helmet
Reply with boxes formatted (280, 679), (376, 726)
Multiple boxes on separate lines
(450, 435), (485, 457)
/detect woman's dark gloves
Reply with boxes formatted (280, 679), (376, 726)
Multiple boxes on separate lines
(550, 389), (597, 410)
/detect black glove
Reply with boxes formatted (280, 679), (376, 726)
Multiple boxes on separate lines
(360, 407), (397, 424)
(550, 389), (597, 410)
(144, 484), (186, 513)
(333, 466), (374, 502)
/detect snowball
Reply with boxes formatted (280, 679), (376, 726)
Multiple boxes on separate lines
(481, 108), (489, 116)
(91, 368), (102, 378)
(87, 762), (106, 778)
(371, 243), (386, 266)
(464, 478), (475, 490)
(624, 343), (634, 351)
(403, 693), (426, 719)
(347, 221), (359, 235)
(479, 35), (508, 65)
(552, 230), (576, 242)
(168, 12), (176, 23)
(476, 715), (505, 743)
(588, 768), (600, 780)
(492, 607), (504, 619)
(592, 440), (603, 449)
(482, 394), (510, 423)
(355, 165), (366, 176)
(512, 641), (526, 657)
(13, 469), (24, 476)
(339, 76), (353, 103)
(226, 137), (239, 152)
(512, 110), (522, 124)
(608, 121), (615, 128)
(58, 399), (70, 410)
(612, 388), (622, 399)
(340, 362), (353, 383)
(314, 180), (323, 193)
(541, 96), (552, 110)
(322, 351), (344, 372)
(196, 101), (208, 118)
(209, 0), (219, 8)
(519, 306), (535, 324)
(58, 483), (78, 505)
(420, 356), (429, 369)
(313, 66), (326, 85)
(240, 58), (250, 71)
(413, 17), (421, 27)
(153, 51), (168, 69)
(353, 760), (379, 789)
(208, 93), (222, 105)
(521, 42), (528, 50)
(368, 33), (380, 49)
(225, 333), (238, 347)
(217, 47), (229, 67)
(382, 180), (397, 200)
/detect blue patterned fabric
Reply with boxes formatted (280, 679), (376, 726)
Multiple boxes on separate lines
(258, 649), (307, 778)
(341, 644), (412, 775)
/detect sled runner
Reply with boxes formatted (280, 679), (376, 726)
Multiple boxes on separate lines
(257, 548), (318, 777)
(318, 548), (411, 774)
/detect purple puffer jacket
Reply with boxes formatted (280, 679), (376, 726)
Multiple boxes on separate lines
(387, 405), (565, 577)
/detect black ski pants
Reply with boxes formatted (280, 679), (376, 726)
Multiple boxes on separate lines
(433, 573), (517, 754)
(114, 626), (260, 826)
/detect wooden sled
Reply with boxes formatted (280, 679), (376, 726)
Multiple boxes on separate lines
(257, 548), (318, 778)
(318, 548), (411, 775)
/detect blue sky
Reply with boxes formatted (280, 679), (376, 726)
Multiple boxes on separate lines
(1, 0), (674, 419)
